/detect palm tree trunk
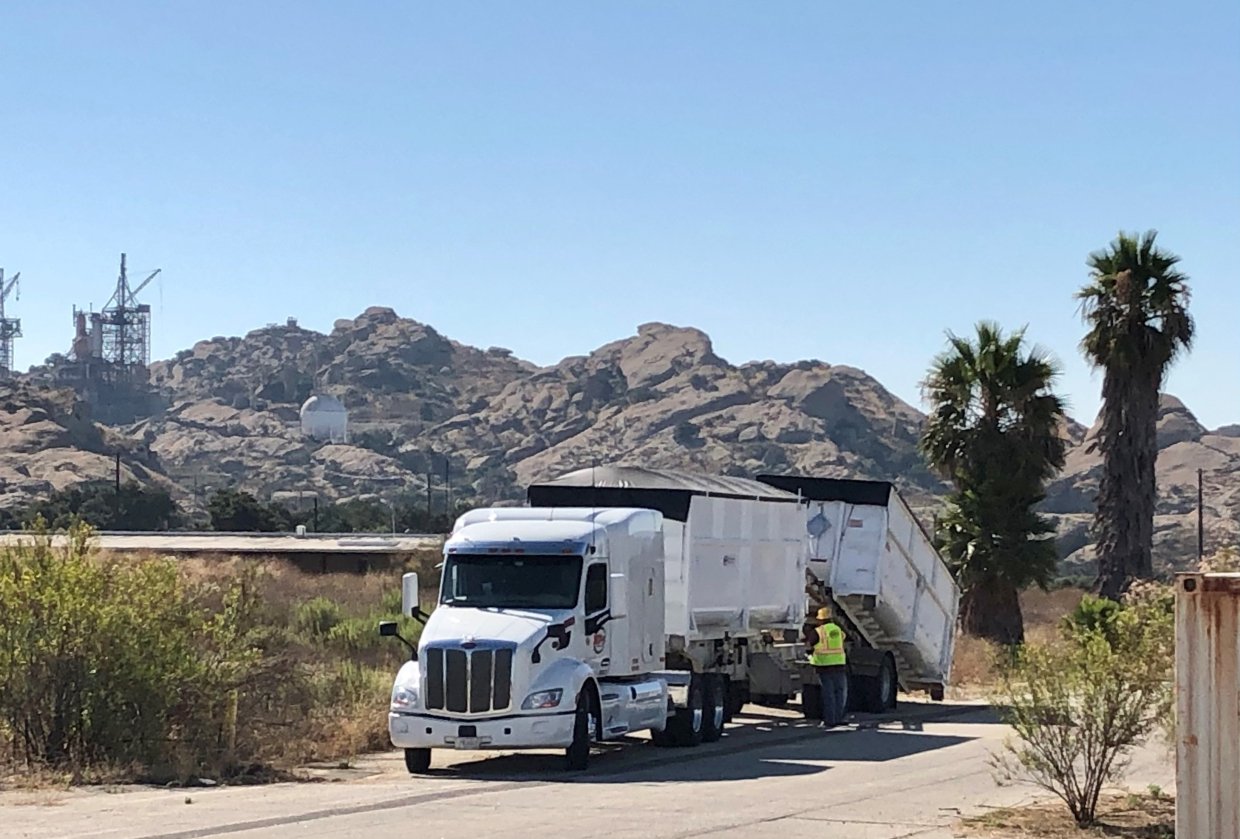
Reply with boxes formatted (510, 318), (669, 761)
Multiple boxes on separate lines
(1094, 367), (1160, 599)
(1131, 380), (1159, 580)
(959, 576), (1025, 645)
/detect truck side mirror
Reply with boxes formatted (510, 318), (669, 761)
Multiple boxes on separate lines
(402, 572), (425, 622)
(609, 573), (628, 619)
(378, 620), (417, 660)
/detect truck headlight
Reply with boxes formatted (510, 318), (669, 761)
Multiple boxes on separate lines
(391, 686), (419, 710)
(521, 689), (563, 710)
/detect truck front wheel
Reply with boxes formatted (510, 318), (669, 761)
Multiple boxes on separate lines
(404, 747), (431, 774)
(565, 690), (593, 771)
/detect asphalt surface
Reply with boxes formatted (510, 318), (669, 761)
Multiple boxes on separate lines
(1, 701), (1174, 839)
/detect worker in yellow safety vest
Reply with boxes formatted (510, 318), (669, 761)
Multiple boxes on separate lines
(804, 606), (848, 729)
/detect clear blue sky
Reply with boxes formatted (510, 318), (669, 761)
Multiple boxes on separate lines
(3, 1), (1238, 428)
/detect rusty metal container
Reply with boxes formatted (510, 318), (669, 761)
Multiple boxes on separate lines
(1176, 572), (1240, 839)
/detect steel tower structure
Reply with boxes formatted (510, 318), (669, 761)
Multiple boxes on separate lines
(0, 268), (21, 378)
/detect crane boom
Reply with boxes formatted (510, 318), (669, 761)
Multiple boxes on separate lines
(129, 269), (161, 299)
(1, 271), (18, 301)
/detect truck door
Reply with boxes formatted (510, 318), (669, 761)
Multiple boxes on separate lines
(583, 561), (611, 675)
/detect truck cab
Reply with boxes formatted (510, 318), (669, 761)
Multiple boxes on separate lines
(385, 507), (670, 772)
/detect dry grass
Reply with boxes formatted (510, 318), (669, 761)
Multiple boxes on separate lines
(950, 587), (1086, 695)
(962, 792), (1174, 838)
(156, 549), (443, 611)
(1022, 588), (1087, 639)
(175, 550), (443, 772)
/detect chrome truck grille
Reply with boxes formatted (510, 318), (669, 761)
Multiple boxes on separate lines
(424, 644), (515, 713)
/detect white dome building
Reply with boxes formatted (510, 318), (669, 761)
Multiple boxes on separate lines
(300, 394), (349, 443)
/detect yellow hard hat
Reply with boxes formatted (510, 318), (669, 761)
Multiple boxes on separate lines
(816, 607), (831, 621)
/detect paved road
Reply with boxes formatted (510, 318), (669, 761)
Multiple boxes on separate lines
(1, 702), (1173, 839)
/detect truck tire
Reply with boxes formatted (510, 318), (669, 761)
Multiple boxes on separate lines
(877, 654), (897, 710)
(853, 656), (898, 713)
(701, 675), (726, 743)
(801, 681), (822, 721)
(845, 675), (865, 713)
(655, 674), (704, 747)
(650, 698), (677, 748)
(930, 684), (945, 702)
(724, 681), (747, 721)
(403, 748), (431, 774)
(565, 690), (593, 771)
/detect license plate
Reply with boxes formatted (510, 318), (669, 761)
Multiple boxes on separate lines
(454, 737), (480, 750)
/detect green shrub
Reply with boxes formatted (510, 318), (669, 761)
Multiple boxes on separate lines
(310, 661), (391, 708)
(1061, 594), (1123, 647)
(991, 588), (1173, 827)
(0, 522), (256, 777)
(293, 596), (345, 640)
(380, 587), (403, 616)
(326, 612), (421, 656)
(0, 529), (425, 783)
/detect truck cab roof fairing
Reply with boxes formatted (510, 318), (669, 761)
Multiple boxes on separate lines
(527, 464), (802, 523)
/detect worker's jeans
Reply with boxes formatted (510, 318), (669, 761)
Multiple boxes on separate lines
(818, 667), (848, 727)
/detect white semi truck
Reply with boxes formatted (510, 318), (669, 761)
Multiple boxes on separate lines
(380, 466), (958, 772)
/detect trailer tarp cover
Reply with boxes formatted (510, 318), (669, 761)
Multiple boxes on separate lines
(756, 474), (893, 507)
(528, 464), (800, 523)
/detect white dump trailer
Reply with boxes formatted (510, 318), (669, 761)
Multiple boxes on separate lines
(757, 475), (960, 708)
(529, 467), (813, 717)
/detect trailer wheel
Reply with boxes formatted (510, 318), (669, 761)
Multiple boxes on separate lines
(565, 690), (593, 771)
(845, 675), (866, 713)
(403, 748), (431, 774)
(701, 675), (725, 743)
(930, 684), (945, 702)
(801, 680), (822, 721)
(878, 655), (898, 710)
(724, 681), (747, 721)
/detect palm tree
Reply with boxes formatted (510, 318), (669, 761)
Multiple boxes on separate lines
(921, 322), (1067, 645)
(1078, 230), (1194, 599)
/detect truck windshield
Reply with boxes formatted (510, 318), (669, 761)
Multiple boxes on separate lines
(440, 554), (583, 609)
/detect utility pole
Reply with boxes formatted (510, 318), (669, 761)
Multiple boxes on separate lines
(445, 457), (452, 516)
(1197, 468), (1205, 563)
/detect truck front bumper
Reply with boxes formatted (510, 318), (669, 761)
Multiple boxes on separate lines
(389, 710), (577, 750)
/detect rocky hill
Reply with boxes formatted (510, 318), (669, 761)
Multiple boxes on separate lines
(3, 307), (1235, 572)
(131, 312), (947, 513)
(0, 382), (173, 508)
